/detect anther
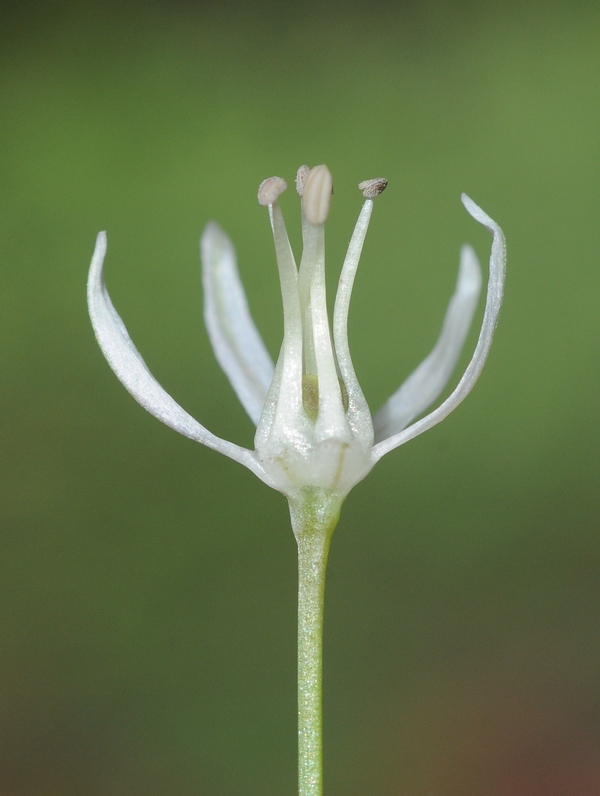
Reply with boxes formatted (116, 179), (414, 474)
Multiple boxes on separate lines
(258, 176), (287, 206)
(302, 165), (333, 225)
(295, 165), (311, 196)
(358, 178), (388, 199)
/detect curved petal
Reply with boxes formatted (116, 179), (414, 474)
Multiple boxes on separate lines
(373, 243), (482, 442)
(87, 232), (270, 483)
(371, 195), (506, 462)
(201, 222), (275, 425)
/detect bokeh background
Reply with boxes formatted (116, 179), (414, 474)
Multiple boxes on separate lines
(1, 1), (600, 793)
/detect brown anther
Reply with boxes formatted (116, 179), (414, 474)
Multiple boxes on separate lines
(358, 178), (388, 199)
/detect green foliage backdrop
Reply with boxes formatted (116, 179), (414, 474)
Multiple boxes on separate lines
(1, 1), (599, 793)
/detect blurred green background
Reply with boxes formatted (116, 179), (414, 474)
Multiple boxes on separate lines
(1, 0), (600, 793)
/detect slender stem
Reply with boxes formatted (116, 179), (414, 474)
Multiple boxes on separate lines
(297, 527), (329, 796)
(288, 489), (343, 796)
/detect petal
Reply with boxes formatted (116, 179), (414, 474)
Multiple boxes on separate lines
(87, 232), (270, 482)
(373, 243), (482, 442)
(201, 222), (275, 426)
(371, 195), (506, 462)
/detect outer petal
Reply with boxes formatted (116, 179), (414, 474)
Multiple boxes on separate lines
(371, 195), (506, 462)
(373, 243), (481, 442)
(201, 222), (275, 425)
(87, 232), (271, 483)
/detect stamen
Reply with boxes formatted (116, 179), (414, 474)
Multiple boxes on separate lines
(295, 165), (310, 196)
(268, 202), (300, 344)
(333, 200), (374, 386)
(260, 184), (304, 423)
(358, 178), (388, 199)
(297, 167), (333, 378)
(302, 373), (349, 422)
(302, 373), (320, 422)
(300, 170), (348, 432)
(333, 179), (386, 438)
(308, 220), (347, 433)
(298, 219), (323, 379)
(302, 165), (333, 225)
(258, 176), (287, 206)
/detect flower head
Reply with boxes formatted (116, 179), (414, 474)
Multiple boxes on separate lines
(87, 165), (505, 504)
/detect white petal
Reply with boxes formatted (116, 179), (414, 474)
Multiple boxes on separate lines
(373, 243), (482, 442)
(371, 195), (506, 462)
(87, 232), (270, 482)
(201, 222), (275, 426)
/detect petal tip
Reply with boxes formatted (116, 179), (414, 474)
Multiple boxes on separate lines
(94, 230), (107, 252)
(460, 192), (478, 215)
(201, 220), (227, 246)
(90, 232), (108, 281)
(461, 193), (500, 235)
(459, 244), (482, 291)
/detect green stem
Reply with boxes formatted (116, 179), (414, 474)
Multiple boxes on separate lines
(288, 489), (343, 796)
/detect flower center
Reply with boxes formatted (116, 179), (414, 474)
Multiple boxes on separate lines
(254, 164), (382, 495)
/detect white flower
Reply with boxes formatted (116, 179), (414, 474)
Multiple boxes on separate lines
(87, 165), (506, 503)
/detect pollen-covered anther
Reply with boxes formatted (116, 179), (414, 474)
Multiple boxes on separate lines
(295, 165), (310, 197)
(302, 164), (333, 225)
(359, 178), (388, 199)
(258, 176), (287, 206)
